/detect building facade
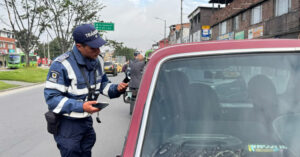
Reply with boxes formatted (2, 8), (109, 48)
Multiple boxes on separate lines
(188, 6), (216, 42)
(209, 0), (300, 40)
(159, 39), (169, 48)
(0, 29), (15, 54)
(169, 23), (190, 45)
(0, 29), (16, 67)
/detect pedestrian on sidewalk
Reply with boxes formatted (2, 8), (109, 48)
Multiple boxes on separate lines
(44, 24), (128, 157)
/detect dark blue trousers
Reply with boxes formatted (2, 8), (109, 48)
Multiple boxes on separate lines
(54, 116), (96, 157)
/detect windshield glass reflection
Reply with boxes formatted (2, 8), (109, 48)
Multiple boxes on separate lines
(142, 53), (300, 157)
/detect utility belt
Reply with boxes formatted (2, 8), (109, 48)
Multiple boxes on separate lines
(62, 112), (91, 118)
(44, 111), (61, 135)
(44, 110), (93, 135)
(60, 114), (92, 121)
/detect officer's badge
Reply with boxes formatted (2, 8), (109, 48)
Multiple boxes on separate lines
(49, 71), (59, 83)
(52, 73), (57, 78)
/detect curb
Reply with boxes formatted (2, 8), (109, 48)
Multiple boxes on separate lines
(0, 82), (44, 93)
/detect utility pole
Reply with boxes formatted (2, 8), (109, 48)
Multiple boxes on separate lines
(43, 43), (46, 59)
(164, 19), (166, 46)
(180, 0), (183, 43)
(47, 34), (50, 65)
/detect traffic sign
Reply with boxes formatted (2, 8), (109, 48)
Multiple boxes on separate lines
(202, 25), (210, 30)
(94, 22), (114, 31)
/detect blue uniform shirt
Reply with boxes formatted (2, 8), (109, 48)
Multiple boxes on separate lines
(44, 46), (121, 118)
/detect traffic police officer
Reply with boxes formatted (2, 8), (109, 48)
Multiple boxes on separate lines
(44, 24), (128, 157)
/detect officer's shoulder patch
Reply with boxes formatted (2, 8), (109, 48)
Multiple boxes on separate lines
(48, 71), (60, 83)
(54, 53), (70, 62)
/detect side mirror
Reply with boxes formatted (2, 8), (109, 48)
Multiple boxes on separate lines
(123, 91), (133, 103)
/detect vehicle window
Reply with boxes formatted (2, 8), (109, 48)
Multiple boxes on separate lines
(142, 53), (300, 157)
(104, 62), (112, 66)
(21, 56), (25, 63)
(29, 56), (37, 61)
(8, 55), (20, 62)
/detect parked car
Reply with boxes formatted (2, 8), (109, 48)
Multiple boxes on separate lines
(104, 61), (118, 76)
(116, 63), (123, 73)
(120, 39), (300, 157)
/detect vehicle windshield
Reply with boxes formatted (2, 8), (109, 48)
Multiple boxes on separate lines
(142, 53), (300, 157)
(8, 55), (20, 63)
(104, 62), (112, 66)
(29, 55), (37, 62)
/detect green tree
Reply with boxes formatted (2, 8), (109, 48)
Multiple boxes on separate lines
(3, 0), (47, 66)
(105, 39), (135, 61)
(105, 39), (123, 50)
(35, 37), (66, 59)
(43, 0), (105, 54)
(114, 46), (136, 61)
(48, 38), (64, 59)
(35, 43), (46, 58)
(14, 29), (39, 52)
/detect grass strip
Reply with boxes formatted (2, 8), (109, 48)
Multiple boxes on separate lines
(0, 67), (49, 83)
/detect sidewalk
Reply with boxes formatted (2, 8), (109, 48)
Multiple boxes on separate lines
(0, 67), (12, 71)
(0, 80), (43, 93)
(1, 80), (36, 86)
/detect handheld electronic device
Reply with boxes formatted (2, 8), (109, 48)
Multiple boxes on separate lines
(123, 67), (131, 83)
(123, 77), (130, 83)
(92, 102), (109, 109)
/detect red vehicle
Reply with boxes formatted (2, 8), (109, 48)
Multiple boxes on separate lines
(121, 39), (300, 157)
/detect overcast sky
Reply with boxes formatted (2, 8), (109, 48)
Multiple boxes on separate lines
(0, 0), (213, 52)
(100, 0), (212, 52)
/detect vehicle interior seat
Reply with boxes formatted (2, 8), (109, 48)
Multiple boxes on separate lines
(146, 70), (190, 128)
(161, 70), (190, 122)
(186, 83), (221, 121)
(143, 70), (190, 152)
(247, 74), (279, 125)
(279, 71), (300, 114)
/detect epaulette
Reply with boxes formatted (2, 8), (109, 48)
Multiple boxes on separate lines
(97, 54), (104, 63)
(98, 54), (104, 59)
(54, 52), (70, 62)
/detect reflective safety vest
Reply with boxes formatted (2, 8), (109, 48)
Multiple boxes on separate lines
(44, 46), (121, 118)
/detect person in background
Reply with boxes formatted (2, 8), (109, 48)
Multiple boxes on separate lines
(144, 49), (154, 63)
(122, 60), (129, 74)
(128, 52), (145, 115)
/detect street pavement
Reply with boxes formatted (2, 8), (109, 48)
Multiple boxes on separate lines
(0, 73), (131, 157)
